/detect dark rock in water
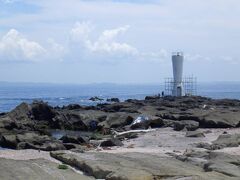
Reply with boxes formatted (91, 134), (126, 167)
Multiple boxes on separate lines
(100, 138), (123, 147)
(185, 131), (205, 138)
(60, 135), (87, 144)
(173, 120), (199, 131)
(63, 104), (83, 110)
(107, 98), (120, 103)
(89, 96), (104, 101)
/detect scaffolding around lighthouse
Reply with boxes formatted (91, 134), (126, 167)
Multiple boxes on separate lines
(164, 52), (197, 96)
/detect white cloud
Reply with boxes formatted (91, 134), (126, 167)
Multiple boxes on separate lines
(70, 21), (93, 43)
(69, 22), (138, 57)
(68, 21), (170, 62)
(0, 29), (46, 62)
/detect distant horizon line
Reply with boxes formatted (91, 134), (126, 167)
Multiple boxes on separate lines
(1, 81), (240, 86)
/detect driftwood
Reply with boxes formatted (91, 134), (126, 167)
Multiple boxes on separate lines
(112, 129), (156, 139)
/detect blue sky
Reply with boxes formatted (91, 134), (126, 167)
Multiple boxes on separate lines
(0, 0), (239, 84)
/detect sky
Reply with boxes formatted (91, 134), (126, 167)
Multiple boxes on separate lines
(0, 0), (239, 84)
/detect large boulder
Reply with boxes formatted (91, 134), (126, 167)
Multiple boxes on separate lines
(173, 120), (199, 131)
(0, 116), (18, 130)
(52, 112), (88, 130)
(98, 113), (134, 129)
(0, 132), (65, 151)
(31, 101), (56, 121)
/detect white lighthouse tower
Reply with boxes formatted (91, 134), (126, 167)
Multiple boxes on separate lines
(172, 52), (184, 96)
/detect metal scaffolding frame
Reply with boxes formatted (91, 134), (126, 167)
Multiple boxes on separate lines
(164, 76), (197, 96)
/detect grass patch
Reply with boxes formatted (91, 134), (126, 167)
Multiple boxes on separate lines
(58, 164), (68, 170)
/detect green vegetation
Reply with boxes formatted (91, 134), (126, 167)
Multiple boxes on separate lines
(58, 164), (68, 170)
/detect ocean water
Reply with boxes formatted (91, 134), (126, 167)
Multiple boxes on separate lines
(0, 82), (240, 113)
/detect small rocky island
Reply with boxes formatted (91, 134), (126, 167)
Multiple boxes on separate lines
(0, 96), (240, 180)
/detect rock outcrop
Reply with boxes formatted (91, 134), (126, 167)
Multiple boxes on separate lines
(0, 96), (240, 151)
(0, 158), (93, 180)
(51, 151), (231, 180)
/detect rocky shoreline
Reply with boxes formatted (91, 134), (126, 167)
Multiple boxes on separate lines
(0, 96), (240, 179)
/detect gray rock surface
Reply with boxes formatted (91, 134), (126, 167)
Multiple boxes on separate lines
(0, 158), (93, 180)
(51, 151), (231, 180)
(175, 150), (240, 178)
(185, 131), (205, 138)
(196, 133), (240, 150)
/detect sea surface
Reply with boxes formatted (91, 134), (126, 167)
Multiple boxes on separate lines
(0, 82), (240, 113)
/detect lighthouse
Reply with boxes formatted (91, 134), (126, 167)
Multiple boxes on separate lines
(172, 52), (184, 96)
